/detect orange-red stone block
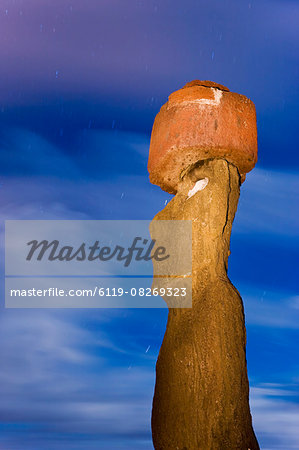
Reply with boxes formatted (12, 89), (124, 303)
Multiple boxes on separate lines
(148, 80), (258, 193)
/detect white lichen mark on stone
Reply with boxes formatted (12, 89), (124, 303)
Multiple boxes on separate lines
(192, 87), (223, 107)
(187, 177), (209, 199)
(168, 88), (223, 110)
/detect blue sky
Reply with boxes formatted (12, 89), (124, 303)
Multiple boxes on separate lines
(0, 0), (298, 449)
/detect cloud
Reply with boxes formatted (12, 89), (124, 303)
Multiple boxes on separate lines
(235, 167), (299, 238)
(240, 286), (299, 329)
(0, 309), (155, 449)
(0, 128), (297, 297)
(0, 129), (170, 230)
(0, 127), (80, 178)
(0, 307), (297, 450)
(0, 126), (298, 232)
(0, 127), (149, 180)
(0, 128), (298, 448)
(250, 384), (299, 449)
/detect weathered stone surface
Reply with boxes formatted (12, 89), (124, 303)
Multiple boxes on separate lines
(183, 79), (230, 91)
(151, 159), (259, 449)
(148, 81), (258, 194)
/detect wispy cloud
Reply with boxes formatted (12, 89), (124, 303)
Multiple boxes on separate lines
(0, 309), (155, 449)
(0, 128), (298, 448)
(241, 286), (299, 329)
(0, 127), (298, 234)
(251, 384), (299, 449)
(235, 167), (299, 238)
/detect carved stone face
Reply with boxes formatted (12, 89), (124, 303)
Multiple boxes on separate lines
(150, 158), (241, 307)
(155, 159), (240, 233)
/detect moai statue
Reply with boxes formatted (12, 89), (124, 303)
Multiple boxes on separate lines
(148, 80), (260, 450)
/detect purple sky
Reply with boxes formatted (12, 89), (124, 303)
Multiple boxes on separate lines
(0, 1), (298, 111)
(1, 0), (298, 171)
(0, 1), (299, 449)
